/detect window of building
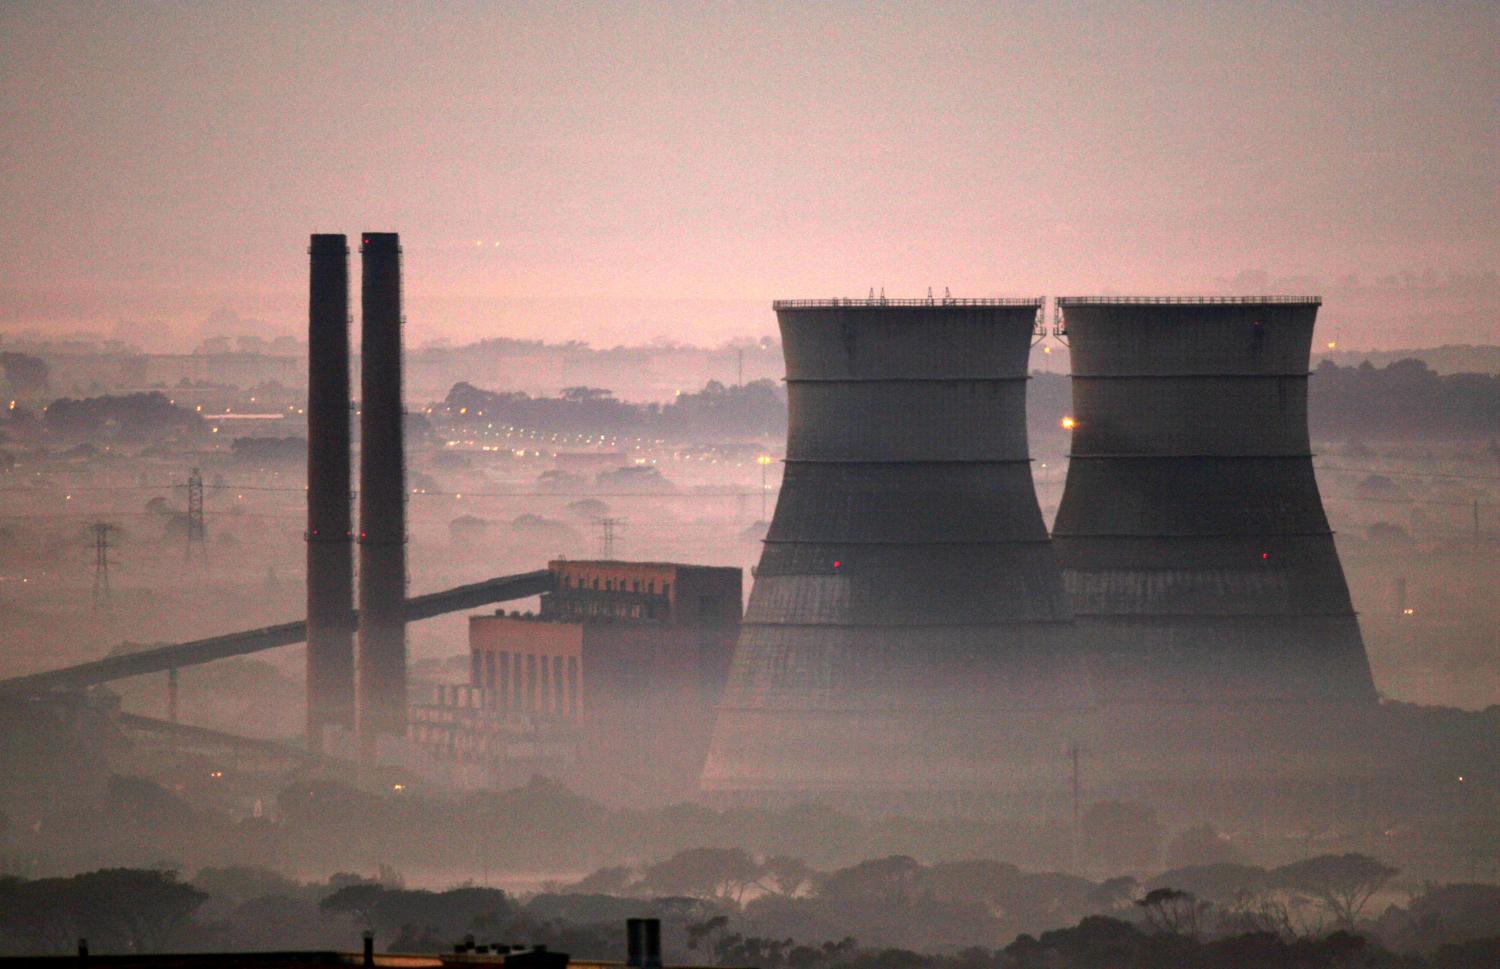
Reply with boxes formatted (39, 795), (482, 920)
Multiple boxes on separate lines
(470, 649), (482, 685)
(540, 656), (551, 713)
(566, 657), (580, 717)
(498, 651), (511, 709)
(525, 654), (537, 711)
(483, 651), (496, 691)
(552, 656), (564, 713)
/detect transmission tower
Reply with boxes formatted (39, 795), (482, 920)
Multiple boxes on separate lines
(91, 522), (116, 614)
(598, 517), (623, 559)
(186, 467), (206, 562)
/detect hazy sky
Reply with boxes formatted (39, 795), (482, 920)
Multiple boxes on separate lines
(1, 1), (1495, 349)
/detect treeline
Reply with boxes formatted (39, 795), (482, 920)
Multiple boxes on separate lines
(442, 379), (787, 440)
(34, 391), (204, 439)
(552, 849), (1433, 952)
(2, 861), (1497, 966)
(1309, 359), (1500, 438)
(439, 359), (1500, 446)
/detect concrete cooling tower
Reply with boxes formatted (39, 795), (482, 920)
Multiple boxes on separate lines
(1050, 297), (1377, 706)
(702, 298), (1080, 804)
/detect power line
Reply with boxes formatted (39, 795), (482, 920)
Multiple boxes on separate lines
(186, 467), (207, 564)
(89, 521), (117, 615)
(597, 517), (623, 559)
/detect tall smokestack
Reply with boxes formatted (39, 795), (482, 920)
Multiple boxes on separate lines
(1051, 296), (1376, 704)
(702, 297), (1078, 804)
(306, 233), (355, 749)
(357, 232), (408, 752)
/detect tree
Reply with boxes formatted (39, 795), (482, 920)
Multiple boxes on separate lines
(636, 848), (763, 903)
(818, 856), (923, 909)
(1272, 854), (1398, 929)
(321, 883), (513, 950)
(71, 868), (208, 952)
(1134, 887), (1207, 938)
(563, 865), (635, 895)
(686, 915), (731, 954)
(761, 856), (817, 897)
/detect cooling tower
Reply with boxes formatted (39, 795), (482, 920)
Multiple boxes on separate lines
(305, 234), (355, 749)
(702, 298), (1078, 801)
(1050, 297), (1376, 705)
(357, 232), (409, 751)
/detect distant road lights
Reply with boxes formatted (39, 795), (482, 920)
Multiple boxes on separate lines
(1402, 607), (1416, 617)
(1061, 417), (1077, 430)
(1327, 341), (1338, 350)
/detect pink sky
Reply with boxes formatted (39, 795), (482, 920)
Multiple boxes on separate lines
(1, 1), (1496, 350)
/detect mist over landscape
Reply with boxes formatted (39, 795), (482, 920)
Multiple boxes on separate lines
(2, 3), (1498, 969)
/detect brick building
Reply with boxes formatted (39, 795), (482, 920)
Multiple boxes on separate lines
(410, 560), (741, 803)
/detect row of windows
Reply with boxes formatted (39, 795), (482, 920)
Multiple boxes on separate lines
(472, 649), (581, 718)
(552, 599), (663, 621)
(563, 573), (671, 596)
(410, 722), (578, 767)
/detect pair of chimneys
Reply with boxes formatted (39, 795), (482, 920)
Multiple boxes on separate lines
(306, 233), (407, 754)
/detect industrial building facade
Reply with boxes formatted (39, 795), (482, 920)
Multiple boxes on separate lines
(410, 559), (741, 803)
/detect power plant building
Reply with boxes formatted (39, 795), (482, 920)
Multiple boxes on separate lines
(702, 298), (1080, 802)
(1050, 297), (1377, 705)
(410, 560), (741, 803)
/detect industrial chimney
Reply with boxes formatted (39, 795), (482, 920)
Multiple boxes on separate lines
(306, 233), (354, 749)
(701, 298), (1079, 803)
(357, 232), (409, 752)
(1050, 297), (1376, 705)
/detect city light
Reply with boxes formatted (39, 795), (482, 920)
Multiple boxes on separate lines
(1061, 417), (1076, 430)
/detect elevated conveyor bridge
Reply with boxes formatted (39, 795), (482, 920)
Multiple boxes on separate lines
(0, 569), (554, 696)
